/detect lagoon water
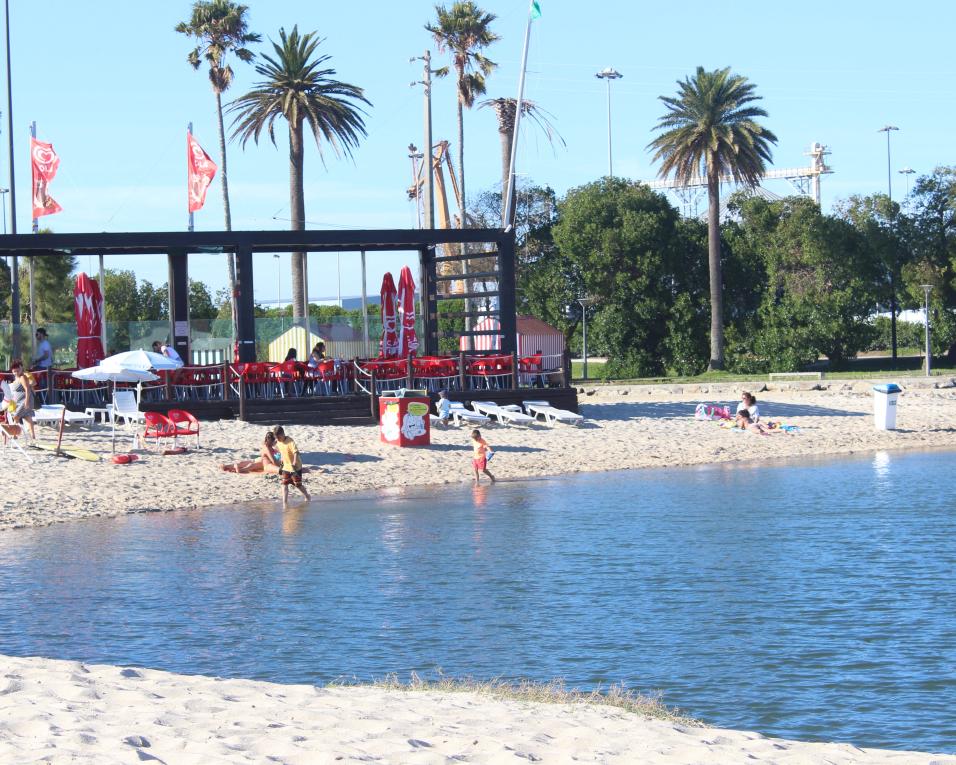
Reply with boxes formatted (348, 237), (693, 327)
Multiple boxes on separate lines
(1, 450), (955, 753)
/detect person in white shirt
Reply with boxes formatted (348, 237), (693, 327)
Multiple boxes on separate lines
(152, 340), (182, 363)
(735, 391), (760, 422)
(32, 328), (53, 370)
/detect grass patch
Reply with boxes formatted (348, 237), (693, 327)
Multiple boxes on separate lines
(332, 672), (697, 725)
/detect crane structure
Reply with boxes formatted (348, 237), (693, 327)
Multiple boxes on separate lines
(644, 142), (833, 206)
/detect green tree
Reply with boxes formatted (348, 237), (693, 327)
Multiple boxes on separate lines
(189, 279), (217, 319)
(230, 26), (371, 321)
(176, 0), (260, 332)
(426, 2), (499, 230)
(551, 178), (692, 378)
(735, 196), (880, 370)
(20, 253), (76, 324)
(649, 66), (777, 370)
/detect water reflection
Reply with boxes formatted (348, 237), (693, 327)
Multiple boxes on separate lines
(0, 450), (954, 754)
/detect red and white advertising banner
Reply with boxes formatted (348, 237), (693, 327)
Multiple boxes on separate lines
(31, 138), (62, 218)
(74, 273), (105, 368)
(379, 271), (399, 359)
(397, 265), (418, 357)
(187, 132), (217, 213)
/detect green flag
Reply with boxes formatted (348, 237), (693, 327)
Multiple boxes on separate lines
(531, 0), (542, 19)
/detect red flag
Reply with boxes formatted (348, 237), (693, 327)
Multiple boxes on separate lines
(31, 138), (62, 218)
(187, 132), (217, 213)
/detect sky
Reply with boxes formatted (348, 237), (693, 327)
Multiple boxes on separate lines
(4, 0), (955, 306)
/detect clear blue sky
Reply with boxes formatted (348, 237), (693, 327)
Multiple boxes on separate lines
(5, 0), (954, 304)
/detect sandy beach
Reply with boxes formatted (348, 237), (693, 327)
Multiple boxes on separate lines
(3, 379), (955, 763)
(2, 379), (954, 531)
(1, 655), (953, 765)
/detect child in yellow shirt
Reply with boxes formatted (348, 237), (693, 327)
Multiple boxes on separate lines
(470, 429), (495, 484)
(274, 425), (311, 506)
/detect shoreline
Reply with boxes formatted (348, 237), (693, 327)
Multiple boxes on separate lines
(3, 386), (956, 530)
(0, 655), (952, 764)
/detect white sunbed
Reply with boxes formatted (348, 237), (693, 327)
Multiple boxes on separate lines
(522, 399), (584, 427)
(34, 404), (95, 427)
(471, 400), (536, 426)
(112, 390), (146, 427)
(430, 402), (491, 427)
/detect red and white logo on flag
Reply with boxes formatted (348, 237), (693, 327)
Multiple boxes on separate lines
(31, 138), (62, 218)
(187, 132), (217, 213)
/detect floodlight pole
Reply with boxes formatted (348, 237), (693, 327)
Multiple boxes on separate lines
(878, 124), (899, 359)
(4, 0), (19, 359)
(595, 67), (622, 177)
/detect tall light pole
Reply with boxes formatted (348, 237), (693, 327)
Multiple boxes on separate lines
(878, 124), (900, 359)
(0, 187), (7, 233)
(5, 0), (20, 359)
(899, 166), (915, 197)
(921, 284), (933, 376)
(273, 253), (282, 331)
(595, 67), (622, 177)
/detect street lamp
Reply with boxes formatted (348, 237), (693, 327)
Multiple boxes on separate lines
(899, 166), (915, 197)
(878, 125), (900, 359)
(577, 296), (596, 379)
(595, 67), (622, 177)
(921, 284), (933, 376)
(273, 253), (282, 331)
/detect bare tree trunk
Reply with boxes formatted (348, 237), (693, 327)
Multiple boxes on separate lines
(706, 163), (724, 370)
(215, 90), (239, 347)
(289, 122), (306, 321)
(499, 128), (511, 225)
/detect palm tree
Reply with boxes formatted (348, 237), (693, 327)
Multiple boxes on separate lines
(426, 2), (499, 229)
(175, 0), (260, 334)
(480, 97), (564, 226)
(648, 66), (777, 370)
(228, 26), (370, 321)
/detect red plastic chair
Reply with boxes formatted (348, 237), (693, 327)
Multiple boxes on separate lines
(142, 412), (177, 449)
(167, 409), (200, 447)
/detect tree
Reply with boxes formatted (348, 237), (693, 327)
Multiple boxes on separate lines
(426, 2), (499, 231)
(19, 253), (76, 324)
(735, 196), (880, 370)
(189, 279), (217, 320)
(175, 1), (260, 335)
(229, 26), (370, 320)
(648, 66), (777, 370)
(479, 97), (563, 225)
(550, 178), (695, 378)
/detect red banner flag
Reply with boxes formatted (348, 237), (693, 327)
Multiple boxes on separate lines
(31, 138), (62, 218)
(187, 132), (217, 213)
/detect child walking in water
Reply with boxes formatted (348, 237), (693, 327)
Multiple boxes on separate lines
(470, 429), (495, 484)
(274, 426), (311, 506)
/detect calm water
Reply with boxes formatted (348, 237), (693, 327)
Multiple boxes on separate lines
(1, 450), (955, 753)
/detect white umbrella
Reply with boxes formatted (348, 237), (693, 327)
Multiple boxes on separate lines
(72, 365), (159, 452)
(100, 349), (183, 371)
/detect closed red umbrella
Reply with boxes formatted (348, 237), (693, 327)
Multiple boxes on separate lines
(397, 265), (418, 358)
(379, 272), (399, 359)
(74, 273), (105, 368)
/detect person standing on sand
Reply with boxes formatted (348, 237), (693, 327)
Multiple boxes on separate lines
(274, 426), (311, 506)
(470, 429), (495, 484)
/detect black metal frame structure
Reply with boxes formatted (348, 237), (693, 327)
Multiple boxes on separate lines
(0, 227), (516, 363)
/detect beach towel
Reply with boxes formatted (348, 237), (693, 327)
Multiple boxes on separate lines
(695, 403), (731, 421)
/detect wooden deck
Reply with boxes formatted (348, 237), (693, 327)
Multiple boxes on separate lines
(140, 387), (580, 426)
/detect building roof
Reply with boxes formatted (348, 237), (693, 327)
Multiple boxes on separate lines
(516, 315), (562, 336)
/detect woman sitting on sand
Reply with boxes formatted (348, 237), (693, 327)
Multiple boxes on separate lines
(736, 391), (760, 422)
(735, 409), (769, 435)
(221, 430), (283, 474)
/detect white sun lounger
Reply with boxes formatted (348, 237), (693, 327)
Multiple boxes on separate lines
(522, 400), (584, 427)
(471, 400), (536, 426)
(430, 402), (491, 427)
(34, 404), (95, 427)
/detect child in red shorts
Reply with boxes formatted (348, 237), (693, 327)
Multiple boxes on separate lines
(470, 429), (495, 484)
(274, 425), (311, 506)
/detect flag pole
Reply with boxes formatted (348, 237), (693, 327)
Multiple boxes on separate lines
(502, 0), (536, 231)
(28, 120), (36, 358)
(4, 0), (20, 360)
(187, 122), (194, 233)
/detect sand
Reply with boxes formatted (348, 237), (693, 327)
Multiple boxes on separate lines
(3, 379), (955, 762)
(0, 655), (953, 765)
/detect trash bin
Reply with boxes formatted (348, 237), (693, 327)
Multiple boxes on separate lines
(872, 383), (902, 430)
(378, 388), (431, 447)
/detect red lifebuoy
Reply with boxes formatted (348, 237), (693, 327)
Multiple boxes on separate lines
(111, 453), (139, 465)
(163, 446), (188, 456)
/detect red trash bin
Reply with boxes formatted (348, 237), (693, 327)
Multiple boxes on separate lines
(379, 389), (431, 447)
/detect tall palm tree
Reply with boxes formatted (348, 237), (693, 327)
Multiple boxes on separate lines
(648, 66), (777, 370)
(426, 2), (499, 229)
(175, 0), (260, 332)
(228, 26), (370, 321)
(480, 97), (564, 226)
